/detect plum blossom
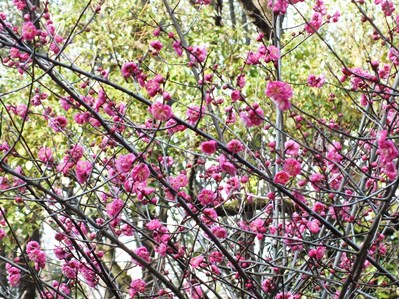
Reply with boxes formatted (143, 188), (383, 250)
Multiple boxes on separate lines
(218, 154), (237, 175)
(268, 0), (289, 14)
(240, 103), (264, 127)
(75, 160), (92, 184)
(0, 228), (6, 240)
(283, 158), (301, 176)
(6, 263), (21, 287)
(265, 45), (280, 62)
(308, 246), (326, 260)
(129, 279), (146, 298)
(13, 0), (26, 10)
(133, 246), (151, 266)
(38, 146), (53, 163)
(22, 21), (37, 41)
(227, 139), (244, 154)
(198, 189), (215, 206)
(49, 116), (68, 132)
(381, 0), (395, 16)
(190, 45), (207, 63)
(131, 163), (150, 182)
(307, 74), (326, 87)
(265, 81), (293, 111)
(307, 219), (321, 234)
(377, 130), (398, 163)
(121, 62), (141, 78)
(388, 48), (399, 66)
(150, 40), (163, 53)
(211, 225), (227, 239)
(285, 140), (300, 156)
(274, 171), (290, 185)
(106, 198), (124, 218)
(26, 241), (46, 270)
(115, 153), (136, 173)
(186, 105), (205, 124)
(149, 101), (172, 121)
(190, 255), (204, 268)
(305, 12), (323, 33)
(201, 208), (218, 225)
(200, 140), (218, 155)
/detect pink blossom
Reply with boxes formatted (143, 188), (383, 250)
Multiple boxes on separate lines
(209, 251), (223, 263)
(381, 0), (395, 16)
(22, 21), (37, 41)
(68, 144), (84, 161)
(170, 173), (188, 190)
(200, 140), (218, 154)
(305, 12), (323, 34)
(146, 219), (162, 230)
(131, 163), (150, 182)
(307, 219), (321, 234)
(307, 74), (326, 87)
(26, 241), (46, 270)
(0, 228), (5, 240)
(49, 116), (68, 132)
(121, 62), (140, 78)
(308, 246), (326, 259)
(218, 154), (237, 175)
(231, 90), (242, 102)
(211, 225), (227, 239)
(129, 279), (146, 297)
(190, 255), (204, 268)
(240, 104), (265, 127)
(246, 51), (261, 64)
(274, 171), (290, 185)
(262, 278), (273, 293)
(227, 139), (244, 154)
(13, 0), (27, 10)
(268, 0), (289, 14)
(184, 281), (204, 299)
(236, 74), (245, 89)
(276, 292), (294, 299)
(38, 147), (53, 163)
(75, 160), (92, 184)
(388, 48), (399, 65)
(198, 189), (215, 206)
(201, 208), (218, 225)
(62, 261), (78, 279)
(173, 40), (183, 56)
(115, 153), (136, 173)
(186, 105), (205, 124)
(106, 198), (124, 218)
(265, 81), (293, 111)
(265, 45), (280, 62)
(133, 246), (151, 266)
(150, 40), (163, 53)
(6, 263), (21, 287)
(150, 101), (172, 121)
(15, 104), (28, 119)
(283, 158), (301, 176)
(190, 45), (207, 63)
(285, 140), (300, 156)
(377, 130), (399, 163)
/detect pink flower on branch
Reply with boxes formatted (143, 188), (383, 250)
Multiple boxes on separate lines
(129, 279), (146, 298)
(22, 21), (37, 41)
(75, 160), (92, 184)
(265, 81), (293, 111)
(149, 101), (172, 121)
(131, 163), (150, 182)
(274, 171), (290, 185)
(200, 140), (218, 155)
